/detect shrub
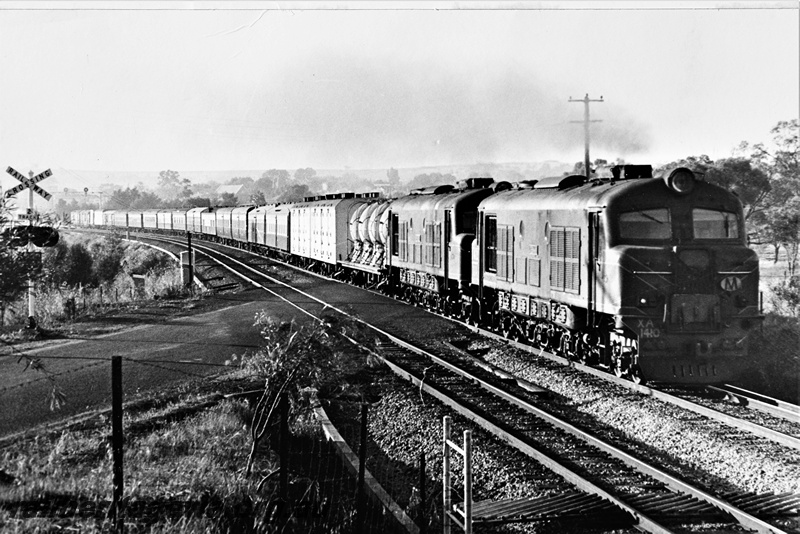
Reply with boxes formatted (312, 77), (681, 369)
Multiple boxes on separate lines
(770, 275), (800, 316)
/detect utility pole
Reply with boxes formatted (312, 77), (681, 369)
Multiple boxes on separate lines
(569, 94), (604, 178)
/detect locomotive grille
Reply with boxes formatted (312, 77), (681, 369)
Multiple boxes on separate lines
(549, 228), (580, 293)
(669, 294), (721, 331)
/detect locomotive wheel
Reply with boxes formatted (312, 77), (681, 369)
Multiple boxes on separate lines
(630, 365), (646, 385)
(502, 317), (519, 341)
(461, 302), (472, 324)
(612, 357), (625, 378)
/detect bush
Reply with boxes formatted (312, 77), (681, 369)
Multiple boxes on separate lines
(771, 276), (800, 316)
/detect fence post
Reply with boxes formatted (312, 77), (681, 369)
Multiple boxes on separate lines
(355, 403), (368, 533)
(443, 416), (451, 534)
(419, 451), (427, 534)
(279, 392), (289, 503)
(464, 430), (472, 534)
(110, 356), (124, 531)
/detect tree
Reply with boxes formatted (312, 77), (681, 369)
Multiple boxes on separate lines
(0, 199), (43, 326)
(92, 234), (126, 284)
(41, 241), (94, 288)
(738, 120), (800, 258)
(157, 170), (192, 202)
(293, 167), (316, 183)
(217, 192), (238, 206)
(261, 169), (290, 194)
(704, 158), (771, 221)
(250, 191), (267, 205)
(276, 184), (312, 203)
(185, 196), (212, 208)
(107, 187), (142, 210)
(131, 191), (163, 210)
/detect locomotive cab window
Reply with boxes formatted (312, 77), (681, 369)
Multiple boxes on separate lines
(619, 208), (671, 241)
(484, 215), (497, 273)
(692, 209), (739, 239)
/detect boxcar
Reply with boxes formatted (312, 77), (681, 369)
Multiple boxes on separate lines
(103, 210), (116, 227)
(231, 206), (253, 243)
(290, 193), (373, 268)
(200, 210), (217, 237)
(156, 210), (172, 231)
(187, 207), (210, 234)
(172, 210), (188, 233)
(142, 209), (159, 230)
(215, 207), (235, 241)
(249, 204), (292, 253)
(127, 211), (143, 230)
(113, 211), (128, 228)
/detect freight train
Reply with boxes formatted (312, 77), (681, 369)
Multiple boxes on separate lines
(73, 164), (762, 385)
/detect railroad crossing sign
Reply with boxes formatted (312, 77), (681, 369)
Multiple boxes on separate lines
(4, 167), (52, 201)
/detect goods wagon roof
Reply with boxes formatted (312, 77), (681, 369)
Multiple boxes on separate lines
(252, 203), (292, 215)
(292, 196), (363, 209)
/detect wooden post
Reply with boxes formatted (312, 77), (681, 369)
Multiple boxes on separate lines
(464, 430), (473, 534)
(279, 392), (288, 503)
(355, 403), (368, 533)
(111, 356), (124, 531)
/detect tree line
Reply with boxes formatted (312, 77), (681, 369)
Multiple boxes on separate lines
(40, 119), (800, 277)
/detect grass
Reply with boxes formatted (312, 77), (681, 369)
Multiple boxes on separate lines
(0, 384), (262, 533)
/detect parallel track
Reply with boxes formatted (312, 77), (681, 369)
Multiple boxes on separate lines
(474, 327), (800, 451)
(134, 232), (797, 534)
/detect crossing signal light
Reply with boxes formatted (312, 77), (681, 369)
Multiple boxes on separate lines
(1, 226), (59, 248)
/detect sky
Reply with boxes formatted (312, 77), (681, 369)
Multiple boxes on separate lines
(0, 1), (798, 188)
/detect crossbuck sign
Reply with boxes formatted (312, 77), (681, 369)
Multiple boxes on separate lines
(4, 167), (52, 201)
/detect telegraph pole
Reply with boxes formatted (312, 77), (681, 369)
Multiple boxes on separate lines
(569, 94), (604, 178)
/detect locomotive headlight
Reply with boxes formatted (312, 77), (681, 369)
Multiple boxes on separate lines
(664, 167), (696, 195)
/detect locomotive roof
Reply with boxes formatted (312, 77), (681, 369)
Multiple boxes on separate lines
(391, 182), (503, 211)
(479, 175), (741, 213)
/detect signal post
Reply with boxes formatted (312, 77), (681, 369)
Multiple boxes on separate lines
(3, 167), (56, 325)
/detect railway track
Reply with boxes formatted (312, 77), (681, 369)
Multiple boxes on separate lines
(132, 230), (800, 455)
(470, 327), (800, 451)
(134, 232), (799, 534)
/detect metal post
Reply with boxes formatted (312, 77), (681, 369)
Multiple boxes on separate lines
(419, 452), (427, 534)
(27, 172), (35, 321)
(463, 430), (473, 534)
(356, 403), (368, 533)
(187, 232), (194, 292)
(111, 356), (124, 530)
(442, 416), (452, 534)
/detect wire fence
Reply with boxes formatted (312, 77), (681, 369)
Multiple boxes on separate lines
(0, 357), (432, 534)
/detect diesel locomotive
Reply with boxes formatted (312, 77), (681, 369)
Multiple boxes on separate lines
(74, 164), (761, 385)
